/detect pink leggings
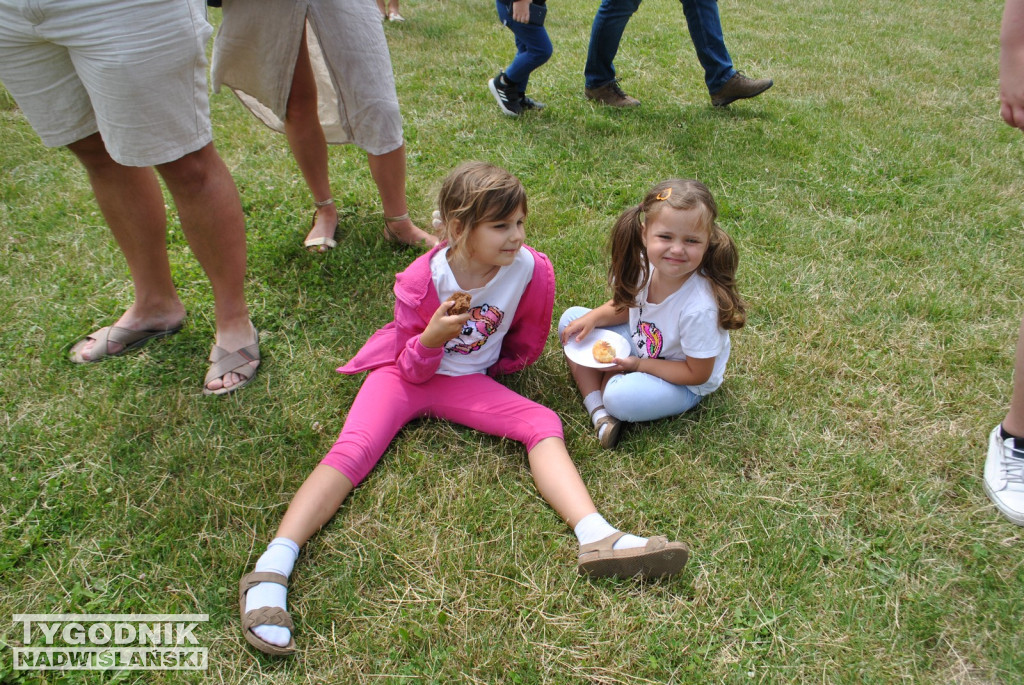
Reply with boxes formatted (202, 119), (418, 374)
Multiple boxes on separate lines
(321, 365), (564, 486)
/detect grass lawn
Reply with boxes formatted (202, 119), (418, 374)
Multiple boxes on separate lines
(2, 0), (1023, 682)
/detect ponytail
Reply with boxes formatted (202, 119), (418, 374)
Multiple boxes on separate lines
(607, 204), (649, 311)
(702, 224), (746, 330)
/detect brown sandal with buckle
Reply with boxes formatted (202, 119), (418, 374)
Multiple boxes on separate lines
(590, 404), (622, 449)
(578, 532), (689, 579)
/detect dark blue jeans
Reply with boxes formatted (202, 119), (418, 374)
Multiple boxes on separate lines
(584, 0), (736, 94)
(495, 0), (553, 92)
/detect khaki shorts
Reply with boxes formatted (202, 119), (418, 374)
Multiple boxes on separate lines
(0, 0), (213, 167)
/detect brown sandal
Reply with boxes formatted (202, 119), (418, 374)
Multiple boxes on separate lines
(69, 324), (183, 364)
(202, 322), (260, 396)
(578, 532), (689, 579)
(238, 571), (296, 656)
(590, 405), (622, 449)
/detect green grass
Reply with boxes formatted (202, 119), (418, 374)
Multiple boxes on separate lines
(2, 0), (1024, 682)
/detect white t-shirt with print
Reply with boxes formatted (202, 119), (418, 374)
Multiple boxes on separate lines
(430, 246), (535, 376)
(628, 271), (729, 396)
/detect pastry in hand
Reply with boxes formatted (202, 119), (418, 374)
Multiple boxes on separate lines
(448, 291), (472, 315)
(592, 340), (616, 364)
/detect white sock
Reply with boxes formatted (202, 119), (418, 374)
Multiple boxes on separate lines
(583, 391), (604, 420)
(583, 391), (611, 439)
(244, 537), (300, 647)
(574, 513), (647, 550)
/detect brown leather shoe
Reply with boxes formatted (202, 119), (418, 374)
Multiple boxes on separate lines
(585, 80), (640, 107)
(710, 72), (773, 107)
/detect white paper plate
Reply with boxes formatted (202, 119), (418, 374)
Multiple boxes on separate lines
(563, 329), (632, 369)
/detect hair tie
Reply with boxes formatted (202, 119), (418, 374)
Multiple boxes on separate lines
(655, 188), (672, 201)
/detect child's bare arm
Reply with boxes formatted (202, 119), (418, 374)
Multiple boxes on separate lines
(560, 300), (628, 344)
(613, 355), (715, 387)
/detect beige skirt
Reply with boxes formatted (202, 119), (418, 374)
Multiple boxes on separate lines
(211, 0), (404, 155)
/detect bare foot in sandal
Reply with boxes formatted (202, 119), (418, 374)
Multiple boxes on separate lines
(70, 303), (186, 363)
(204, 320), (260, 395)
(304, 198), (339, 253)
(383, 213), (438, 248)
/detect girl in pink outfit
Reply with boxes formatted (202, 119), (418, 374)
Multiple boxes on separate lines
(237, 162), (690, 657)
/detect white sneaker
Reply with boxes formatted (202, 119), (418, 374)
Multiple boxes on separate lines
(984, 426), (1024, 526)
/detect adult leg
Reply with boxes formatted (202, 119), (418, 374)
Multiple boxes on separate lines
(285, 26), (338, 251)
(679, 0), (735, 93)
(584, 0), (642, 90)
(985, 315), (1024, 525)
(681, 0), (772, 105)
(1003, 316), (1024, 436)
(369, 145), (437, 247)
(66, 133), (186, 361)
(155, 143), (254, 392)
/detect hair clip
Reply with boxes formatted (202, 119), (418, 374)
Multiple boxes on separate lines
(655, 188), (672, 201)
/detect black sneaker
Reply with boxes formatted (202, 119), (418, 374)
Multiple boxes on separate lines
(519, 93), (546, 111)
(488, 73), (522, 117)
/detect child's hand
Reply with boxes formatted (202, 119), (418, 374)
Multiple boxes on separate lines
(420, 301), (472, 349)
(560, 318), (594, 345)
(610, 355), (641, 373)
(511, 0), (531, 23)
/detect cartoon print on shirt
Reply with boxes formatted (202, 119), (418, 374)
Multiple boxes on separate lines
(445, 304), (505, 355)
(633, 318), (664, 359)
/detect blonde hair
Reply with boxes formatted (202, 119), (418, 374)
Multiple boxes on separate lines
(608, 179), (746, 330)
(436, 162), (527, 259)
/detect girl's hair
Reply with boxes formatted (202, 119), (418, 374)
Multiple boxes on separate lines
(436, 161), (527, 258)
(608, 179), (746, 330)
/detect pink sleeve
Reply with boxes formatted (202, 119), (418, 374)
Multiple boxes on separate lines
(489, 248), (556, 377)
(391, 287), (445, 384)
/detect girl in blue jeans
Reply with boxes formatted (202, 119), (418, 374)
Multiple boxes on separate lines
(488, 0), (551, 116)
(559, 179), (746, 448)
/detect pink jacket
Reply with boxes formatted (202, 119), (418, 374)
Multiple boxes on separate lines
(338, 243), (556, 384)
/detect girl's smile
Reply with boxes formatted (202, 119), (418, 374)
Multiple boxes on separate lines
(642, 205), (709, 289)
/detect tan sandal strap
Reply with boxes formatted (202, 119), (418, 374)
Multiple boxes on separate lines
(240, 571), (289, 593)
(205, 344), (259, 385)
(242, 605), (294, 631)
(313, 197), (335, 207)
(588, 404), (606, 419)
(579, 531), (628, 558)
(383, 212), (410, 223)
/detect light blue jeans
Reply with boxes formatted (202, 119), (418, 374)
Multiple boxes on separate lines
(558, 307), (703, 422)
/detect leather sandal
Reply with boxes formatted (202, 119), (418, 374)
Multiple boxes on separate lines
(578, 531), (689, 579)
(590, 405), (622, 449)
(239, 571), (296, 656)
(383, 212), (439, 249)
(203, 322), (260, 396)
(304, 198), (338, 252)
(69, 323), (183, 364)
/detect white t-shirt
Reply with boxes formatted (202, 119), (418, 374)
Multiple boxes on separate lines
(430, 247), (535, 376)
(628, 271), (730, 395)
